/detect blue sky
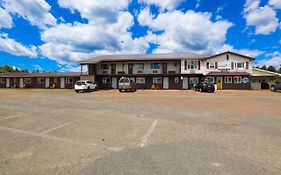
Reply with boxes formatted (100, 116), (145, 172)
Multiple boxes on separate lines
(0, 0), (280, 72)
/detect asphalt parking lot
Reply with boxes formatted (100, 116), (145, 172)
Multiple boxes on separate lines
(0, 89), (281, 175)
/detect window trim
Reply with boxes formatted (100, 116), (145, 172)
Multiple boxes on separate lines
(152, 77), (162, 84)
(188, 60), (197, 70)
(233, 76), (242, 84)
(224, 77), (232, 84)
(24, 78), (31, 84)
(236, 62), (244, 69)
(136, 77), (145, 84)
(66, 78), (74, 84)
(151, 63), (161, 70)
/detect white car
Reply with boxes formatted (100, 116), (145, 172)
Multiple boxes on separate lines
(74, 80), (98, 93)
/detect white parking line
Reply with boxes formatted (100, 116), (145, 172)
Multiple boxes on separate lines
(0, 115), (21, 121)
(41, 118), (86, 135)
(138, 119), (158, 148)
(0, 126), (122, 151)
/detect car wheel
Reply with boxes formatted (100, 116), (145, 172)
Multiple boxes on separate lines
(270, 86), (276, 92)
(75, 90), (79, 93)
(199, 88), (203, 92)
(119, 89), (122, 92)
(87, 86), (91, 92)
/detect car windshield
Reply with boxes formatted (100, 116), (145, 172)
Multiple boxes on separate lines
(119, 79), (130, 83)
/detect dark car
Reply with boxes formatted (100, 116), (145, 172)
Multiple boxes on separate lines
(270, 81), (281, 92)
(118, 77), (137, 92)
(194, 82), (215, 93)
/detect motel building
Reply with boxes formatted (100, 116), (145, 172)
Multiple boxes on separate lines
(79, 51), (281, 90)
(1, 51), (280, 90)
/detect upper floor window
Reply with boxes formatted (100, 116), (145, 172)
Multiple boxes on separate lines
(136, 63), (144, 70)
(101, 64), (109, 70)
(188, 60), (197, 69)
(151, 63), (160, 69)
(237, 63), (244, 69)
(226, 55), (229, 60)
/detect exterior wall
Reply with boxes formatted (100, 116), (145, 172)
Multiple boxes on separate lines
(201, 53), (252, 75)
(205, 76), (251, 90)
(0, 78), (6, 88)
(96, 61), (181, 76)
(181, 60), (204, 74)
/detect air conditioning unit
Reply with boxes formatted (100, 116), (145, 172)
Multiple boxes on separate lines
(152, 70), (158, 74)
(137, 70), (143, 74)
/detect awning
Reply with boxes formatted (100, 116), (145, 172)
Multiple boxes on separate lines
(206, 72), (250, 76)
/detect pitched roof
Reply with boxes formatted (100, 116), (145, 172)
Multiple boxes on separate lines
(0, 72), (80, 78)
(252, 68), (281, 77)
(206, 51), (255, 61)
(79, 53), (209, 64)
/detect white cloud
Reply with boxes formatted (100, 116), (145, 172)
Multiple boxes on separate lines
(269, 0), (281, 9)
(40, 12), (153, 64)
(2, 0), (56, 29)
(0, 7), (13, 29)
(195, 0), (201, 9)
(138, 0), (185, 11)
(255, 51), (281, 68)
(243, 0), (279, 35)
(138, 9), (233, 54)
(0, 33), (37, 57)
(58, 0), (130, 24)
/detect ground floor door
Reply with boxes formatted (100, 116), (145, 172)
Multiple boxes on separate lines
(183, 77), (189, 89)
(19, 78), (24, 88)
(216, 77), (223, 90)
(60, 78), (65, 89)
(112, 77), (117, 89)
(163, 77), (169, 89)
(45, 78), (50, 88)
(6, 78), (10, 88)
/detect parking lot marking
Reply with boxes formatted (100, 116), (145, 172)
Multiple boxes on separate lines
(138, 119), (158, 148)
(41, 118), (86, 135)
(0, 115), (21, 121)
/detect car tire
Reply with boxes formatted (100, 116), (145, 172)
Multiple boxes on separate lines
(75, 90), (79, 93)
(119, 89), (123, 92)
(87, 86), (91, 92)
(270, 86), (276, 92)
(199, 88), (203, 92)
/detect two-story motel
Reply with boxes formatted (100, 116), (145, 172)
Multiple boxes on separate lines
(79, 51), (255, 90)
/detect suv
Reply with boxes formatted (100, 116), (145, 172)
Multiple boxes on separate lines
(118, 77), (137, 92)
(270, 81), (281, 92)
(74, 80), (98, 93)
(194, 82), (215, 93)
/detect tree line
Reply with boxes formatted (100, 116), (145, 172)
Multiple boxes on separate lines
(0, 65), (29, 73)
(255, 65), (281, 74)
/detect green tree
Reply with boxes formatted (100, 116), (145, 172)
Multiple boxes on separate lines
(0, 65), (29, 73)
(261, 65), (267, 70)
(267, 65), (276, 72)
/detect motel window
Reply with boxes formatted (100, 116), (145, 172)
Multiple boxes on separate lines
(224, 77), (232, 83)
(153, 77), (162, 84)
(102, 77), (111, 84)
(226, 55), (229, 60)
(209, 62), (215, 69)
(54, 78), (57, 83)
(237, 63), (244, 69)
(0, 78), (5, 84)
(174, 77), (179, 83)
(136, 63), (144, 70)
(136, 77), (145, 84)
(101, 64), (109, 70)
(206, 77), (215, 84)
(151, 63), (160, 69)
(66, 78), (74, 84)
(24, 78), (31, 83)
(37, 78), (45, 84)
(233, 77), (242, 83)
(188, 60), (197, 69)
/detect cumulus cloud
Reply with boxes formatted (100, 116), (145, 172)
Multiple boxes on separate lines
(138, 8), (233, 54)
(243, 0), (279, 35)
(2, 0), (56, 29)
(138, 0), (185, 11)
(255, 51), (281, 68)
(58, 0), (130, 24)
(0, 33), (37, 57)
(39, 12), (154, 64)
(269, 0), (281, 9)
(0, 7), (13, 29)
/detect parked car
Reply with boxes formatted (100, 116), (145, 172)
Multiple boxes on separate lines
(118, 77), (137, 92)
(270, 81), (281, 92)
(74, 80), (98, 93)
(194, 82), (215, 93)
